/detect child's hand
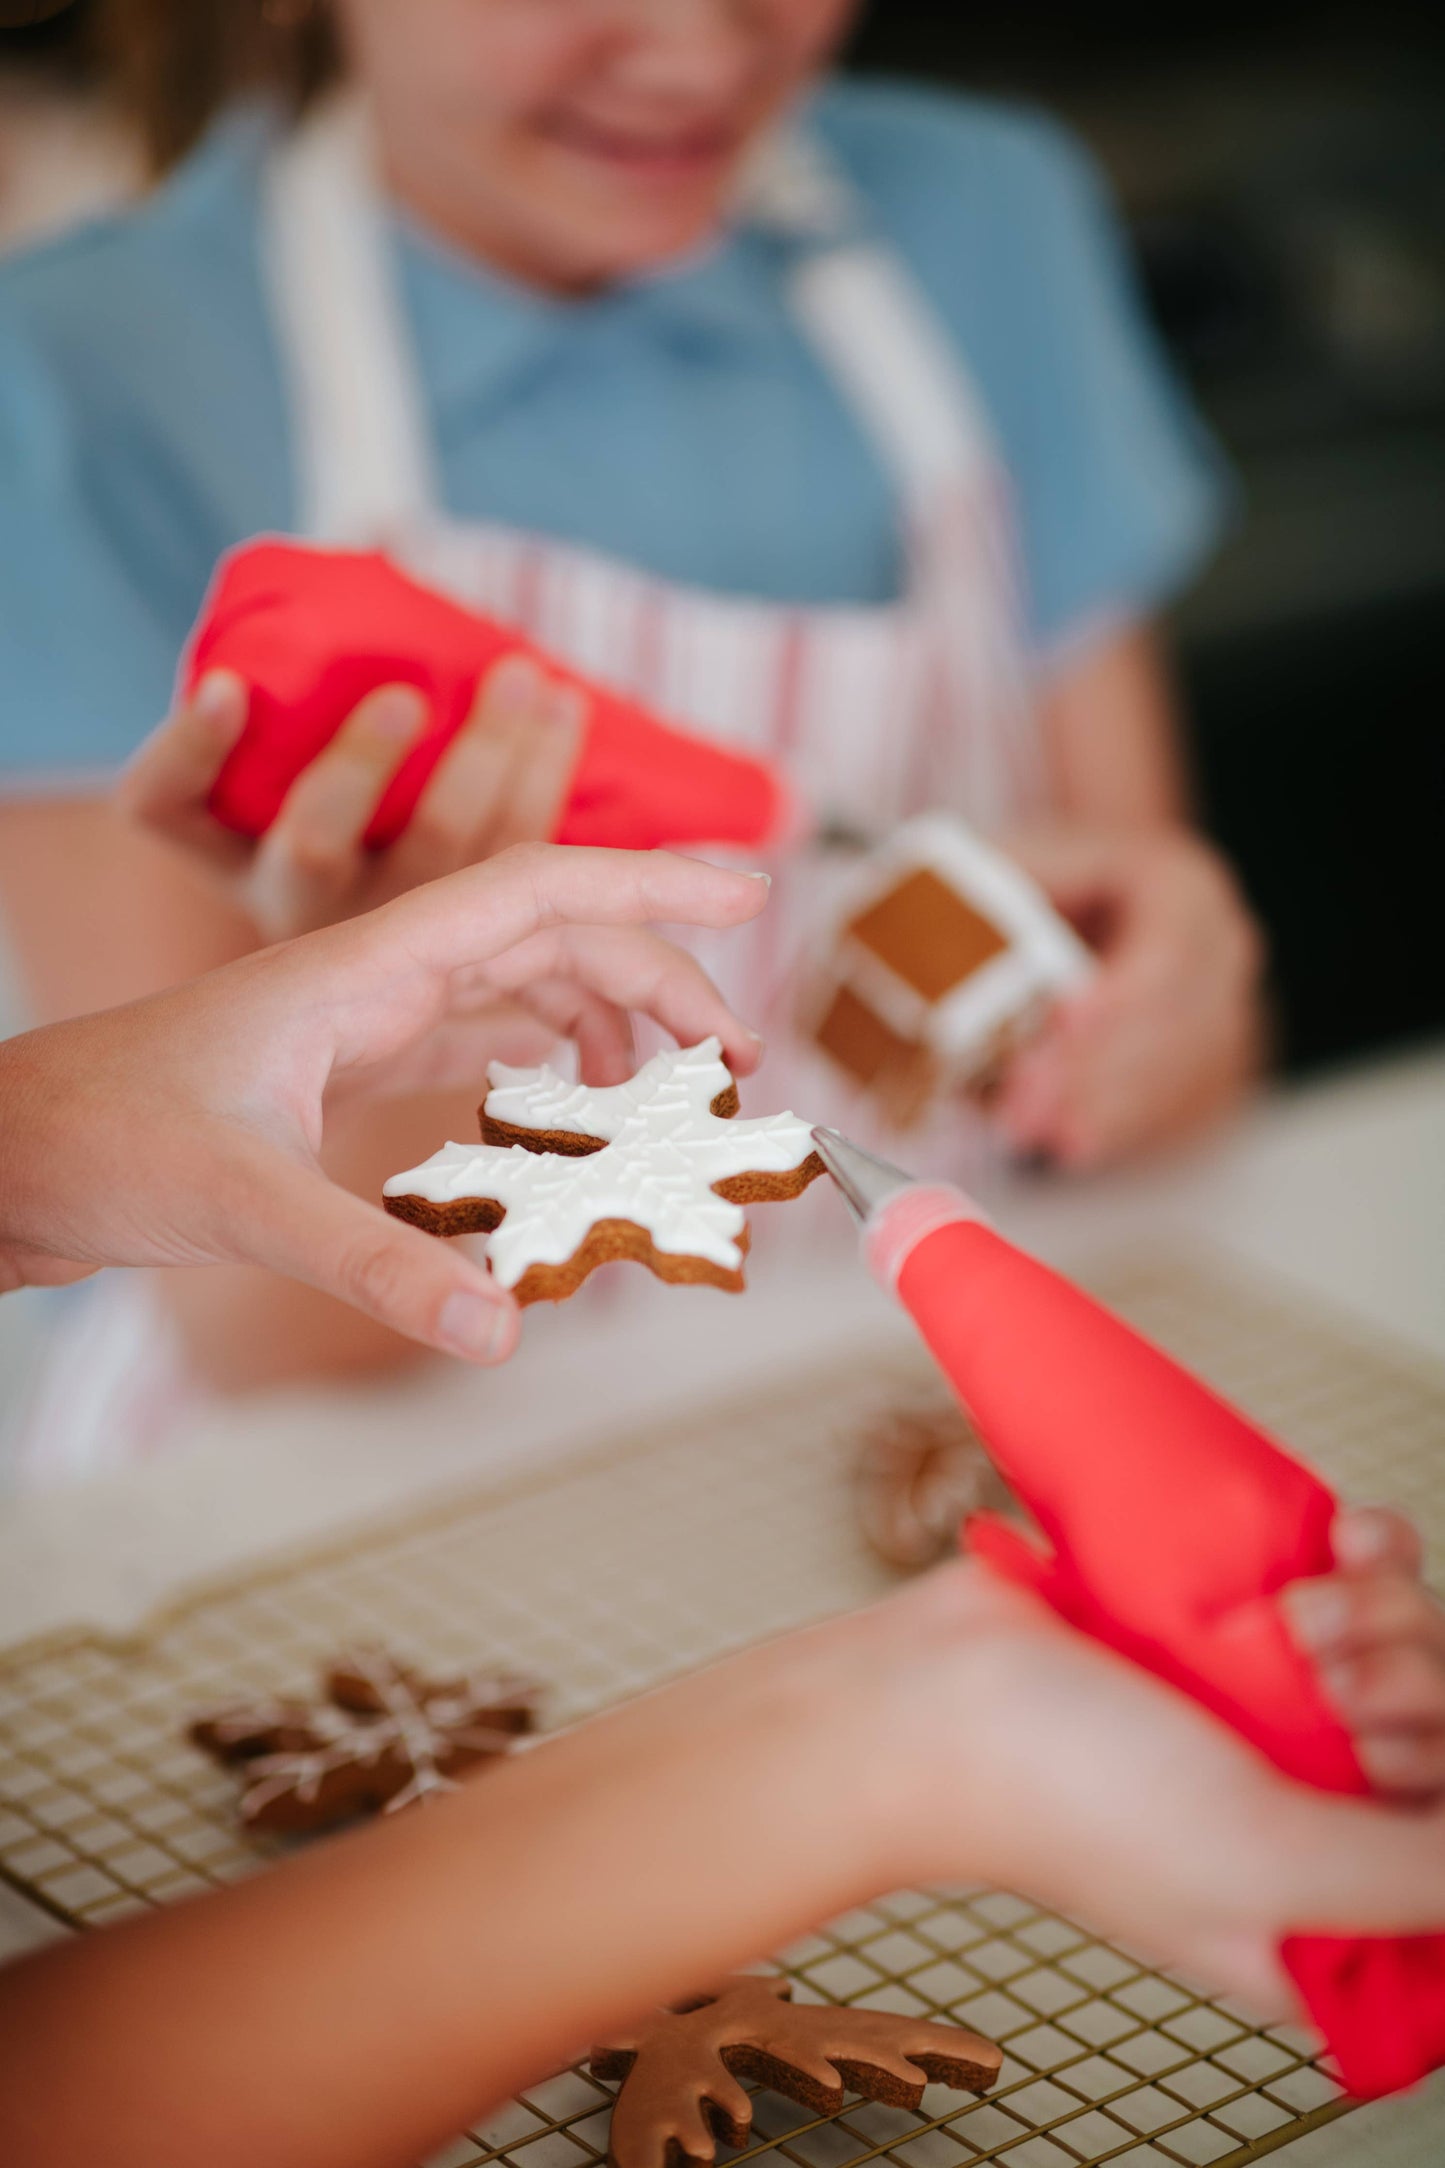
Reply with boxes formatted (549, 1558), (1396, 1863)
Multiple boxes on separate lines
(118, 658), (583, 942)
(6, 1554), (1443, 2166)
(860, 1560), (1445, 2023)
(1283, 1506), (1445, 1800)
(0, 845), (768, 1363)
(994, 824), (1266, 1170)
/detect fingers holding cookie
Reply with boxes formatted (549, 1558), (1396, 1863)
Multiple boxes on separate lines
(474, 916), (765, 1083)
(517, 971), (639, 1090)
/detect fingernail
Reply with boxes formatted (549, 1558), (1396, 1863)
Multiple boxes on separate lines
(548, 683), (588, 735)
(438, 1288), (512, 1361)
(195, 669), (245, 726)
(744, 870), (772, 887)
(1283, 1579), (1350, 1650)
(485, 654), (544, 716)
(373, 687), (426, 742)
(1332, 1509), (1391, 1569)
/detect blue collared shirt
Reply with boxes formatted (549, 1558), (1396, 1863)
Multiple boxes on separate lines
(0, 78), (1227, 784)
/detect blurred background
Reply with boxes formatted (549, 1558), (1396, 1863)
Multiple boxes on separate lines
(845, 1), (1445, 1077)
(1, 0), (1442, 1078)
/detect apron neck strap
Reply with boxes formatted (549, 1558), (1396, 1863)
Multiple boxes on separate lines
(740, 118), (1002, 505)
(262, 94), (441, 542)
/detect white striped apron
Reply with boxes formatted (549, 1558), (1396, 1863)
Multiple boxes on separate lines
(261, 97), (1046, 1140)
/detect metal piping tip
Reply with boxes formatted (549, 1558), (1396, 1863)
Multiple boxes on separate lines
(810, 1127), (919, 1224)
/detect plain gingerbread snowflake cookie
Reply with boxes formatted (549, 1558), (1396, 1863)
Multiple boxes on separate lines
(383, 1038), (823, 1304)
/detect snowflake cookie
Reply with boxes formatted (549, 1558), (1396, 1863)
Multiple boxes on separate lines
(383, 1038), (823, 1304)
(191, 1649), (539, 1836)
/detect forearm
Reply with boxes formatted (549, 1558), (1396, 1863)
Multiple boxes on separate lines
(0, 801), (427, 1383)
(0, 799), (257, 1018)
(3, 1564), (1444, 2168)
(0, 1029), (54, 1290)
(0, 1617), (893, 2168)
(1039, 622), (1192, 829)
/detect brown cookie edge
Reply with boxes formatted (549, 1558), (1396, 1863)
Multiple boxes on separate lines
(712, 1149), (825, 1206)
(480, 1115), (607, 1156)
(509, 1217), (751, 1305)
(384, 1193), (507, 1239)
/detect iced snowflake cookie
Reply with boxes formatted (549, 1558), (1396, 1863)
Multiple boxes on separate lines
(383, 1038), (823, 1304)
(191, 1649), (539, 1836)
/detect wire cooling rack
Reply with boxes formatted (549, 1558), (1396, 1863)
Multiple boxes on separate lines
(3, 1249), (1444, 2168)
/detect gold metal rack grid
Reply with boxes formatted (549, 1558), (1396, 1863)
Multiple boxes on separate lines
(3, 1250), (1444, 2168)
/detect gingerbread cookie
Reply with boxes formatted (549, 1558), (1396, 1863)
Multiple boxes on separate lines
(805, 815), (1094, 1128)
(191, 1649), (538, 1836)
(592, 1974), (1001, 2168)
(384, 1038), (823, 1303)
(855, 1395), (1013, 1571)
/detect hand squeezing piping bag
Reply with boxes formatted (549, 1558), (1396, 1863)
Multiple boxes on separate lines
(183, 541), (799, 852)
(812, 1126), (1445, 2102)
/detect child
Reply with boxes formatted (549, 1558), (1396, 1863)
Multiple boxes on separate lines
(0, 0), (1262, 1399)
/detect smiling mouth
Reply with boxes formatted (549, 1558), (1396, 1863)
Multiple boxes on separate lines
(543, 112), (743, 182)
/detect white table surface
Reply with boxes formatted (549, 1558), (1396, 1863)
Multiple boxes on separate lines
(2, 1040), (1443, 2159)
(3, 1040), (1442, 1653)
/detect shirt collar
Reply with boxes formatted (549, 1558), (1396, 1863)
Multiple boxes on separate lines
(623, 227), (800, 348)
(395, 213), (574, 429)
(393, 188), (850, 431)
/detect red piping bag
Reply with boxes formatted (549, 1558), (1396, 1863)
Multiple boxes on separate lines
(182, 541), (799, 853)
(811, 1126), (1445, 2102)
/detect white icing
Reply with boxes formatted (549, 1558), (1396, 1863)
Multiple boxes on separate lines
(233, 1651), (529, 1824)
(384, 1038), (815, 1290)
(818, 814), (1095, 1068)
(202, 1698), (315, 1746)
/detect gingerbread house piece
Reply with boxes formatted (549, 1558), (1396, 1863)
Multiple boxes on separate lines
(807, 816), (1094, 1124)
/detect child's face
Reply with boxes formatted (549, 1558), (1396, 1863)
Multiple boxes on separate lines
(335, 0), (860, 290)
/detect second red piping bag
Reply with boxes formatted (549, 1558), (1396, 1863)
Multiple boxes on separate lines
(185, 541), (799, 852)
(811, 1126), (1445, 2102)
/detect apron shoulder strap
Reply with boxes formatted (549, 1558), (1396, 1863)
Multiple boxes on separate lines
(745, 123), (1041, 827)
(262, 95), (440, 541)
(742, 123), (1004, 510)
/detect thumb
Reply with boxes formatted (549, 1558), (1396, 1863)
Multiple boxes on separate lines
(227, 1144), (520, 1364)
(1003, 825), (1118, 921)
